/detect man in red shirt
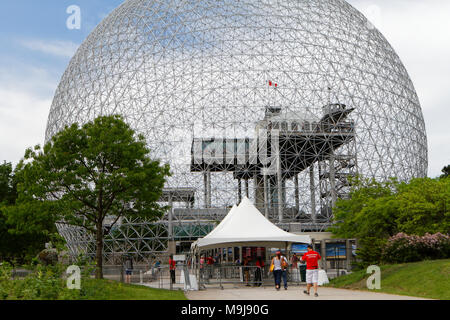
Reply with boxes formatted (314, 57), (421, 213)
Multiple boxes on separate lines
(206, 255), (215, 265)
(206, 255), (215, 279)
(169, 254), (176, 284)
(254, 257), (265, 287)
(301, 245), (322, 297)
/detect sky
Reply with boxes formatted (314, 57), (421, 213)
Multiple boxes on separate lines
(0, 0), (448, 178)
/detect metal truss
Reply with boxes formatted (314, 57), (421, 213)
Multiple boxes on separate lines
(46, 0), (428, 262)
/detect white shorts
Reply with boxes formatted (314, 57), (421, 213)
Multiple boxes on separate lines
(306, 269), (319, 284)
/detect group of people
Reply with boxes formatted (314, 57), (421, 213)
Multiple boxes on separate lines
(242, 256), (265, 287)
(123, 245), (322, 296)
(269, 245), (321, 296)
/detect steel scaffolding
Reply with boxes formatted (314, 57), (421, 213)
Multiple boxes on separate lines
(46, 0), (427, 263)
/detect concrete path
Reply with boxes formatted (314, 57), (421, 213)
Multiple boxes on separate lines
(186, 286), (428, 300)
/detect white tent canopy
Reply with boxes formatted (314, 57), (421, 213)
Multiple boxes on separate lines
(194, 197), (311, 250)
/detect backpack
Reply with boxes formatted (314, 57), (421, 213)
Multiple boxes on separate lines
(281, 257), (288, 270)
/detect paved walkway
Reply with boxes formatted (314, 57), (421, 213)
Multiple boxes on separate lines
(186, 286), (428, 300)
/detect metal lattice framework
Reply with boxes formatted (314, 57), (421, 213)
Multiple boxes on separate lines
(46, 0), (427, 263)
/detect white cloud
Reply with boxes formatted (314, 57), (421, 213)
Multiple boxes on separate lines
(348, 0), (450, 177)
(0, 89), (51, 162)
(18, 39), (79, 58)
(0, 66), (55, 165)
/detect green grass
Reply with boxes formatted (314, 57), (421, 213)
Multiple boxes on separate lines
(326, 259), (450, 300)
(79, 279), (187, 300)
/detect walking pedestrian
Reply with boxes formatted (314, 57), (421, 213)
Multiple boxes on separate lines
(169, 254), (176, 284)
(207, 254), (215, 279)
(301, 245), (322, 297)
(151, 260), (161, 279)
(199, 255), (205, 281)
(242, 256), (251, 286)
(291, 253), (299, 268)
(124, 254), (134, 284)
(254, 257), (264, 287)
(291, 252), (299, 282)
(270, 251), (289, 290)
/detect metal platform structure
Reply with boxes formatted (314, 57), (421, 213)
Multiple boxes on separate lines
(57, 103), (359, 264)
(191, 103), (357, 224)
(48, 0), (428, 264)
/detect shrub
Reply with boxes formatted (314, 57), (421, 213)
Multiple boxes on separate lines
(0, 263), (83, 300)
(382, 232), (450, 263)
(353, 237), (387, 269)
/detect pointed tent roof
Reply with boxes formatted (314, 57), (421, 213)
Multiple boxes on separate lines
(196, 197), (311, 249)
(206, 204), (237, 236)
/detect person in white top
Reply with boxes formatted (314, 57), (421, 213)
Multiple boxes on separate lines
(270, 251), (289, 290)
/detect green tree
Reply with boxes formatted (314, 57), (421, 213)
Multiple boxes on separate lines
(329, 177), (398, 239)
(329, 176), (450, 267)
(1, 162), (58, 263)
(0, 162), (17, 261)
(395, 178), (450, 235)
(441, 165), (450, 178)
(0, 162), (17, 204)
(6, 115), (170, 278)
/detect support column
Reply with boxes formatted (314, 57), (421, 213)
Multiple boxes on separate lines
(263, 169), (269, 219)
(329, 154), (337, 207)
(254, 173), (265, 211)
(294, 174), (300, 213)
(204, 171), (211, 208)
(168, 193), (173, 240)
(277, 145), (283, 223)
(320, 240), (327, 272)
(245, 179), (249, 198)
(168, 241), (176, 255)
(310, 166), (316, 223)
(168, 193), (176, 255)
(208, 171), (212, 208)
(204, 172), (208, 207)
(346, 239), (352, 272)
(238, 179), (242, 203)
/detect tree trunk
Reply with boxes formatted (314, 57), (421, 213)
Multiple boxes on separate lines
(95, 220), (104, 279)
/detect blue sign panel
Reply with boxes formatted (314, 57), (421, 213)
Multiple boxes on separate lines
(326, 243), (346, 259)
(291, 243), (309, 255)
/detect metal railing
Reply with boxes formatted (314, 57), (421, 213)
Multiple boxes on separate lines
(100, 263), (308, 291)
(100, 264), (194, 291)
(196, 264), (307, 290)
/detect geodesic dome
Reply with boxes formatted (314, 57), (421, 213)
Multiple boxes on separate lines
(46, 0), (427, 260)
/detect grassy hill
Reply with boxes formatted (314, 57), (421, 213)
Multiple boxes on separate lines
(326, 259), (450, 300)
